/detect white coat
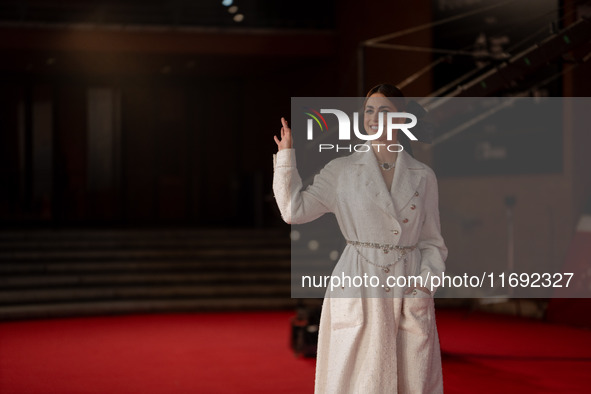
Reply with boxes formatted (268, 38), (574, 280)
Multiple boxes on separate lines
(273, 140), (448, 393)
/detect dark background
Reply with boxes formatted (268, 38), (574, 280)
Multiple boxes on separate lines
(0, 0), (591, 318)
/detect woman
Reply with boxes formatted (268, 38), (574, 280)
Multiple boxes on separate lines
(273, 84), (447, 393)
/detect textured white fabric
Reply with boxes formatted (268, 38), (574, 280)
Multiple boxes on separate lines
(273, 141), (447, 393)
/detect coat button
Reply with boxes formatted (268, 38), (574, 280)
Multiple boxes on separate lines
(383, 267), (389, 273)
(410, 204), (416, 210)
(384, 286), (390, 292)
(391, 230), (399, 235)
(415, 191), (419, 196)
(412, 289), (417, 295)
(402, 218), (408, 223)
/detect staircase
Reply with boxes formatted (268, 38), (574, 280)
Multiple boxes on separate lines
(0, 227), (294, 320)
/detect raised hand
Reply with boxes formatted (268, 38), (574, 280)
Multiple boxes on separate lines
(273, 117), (293, 151)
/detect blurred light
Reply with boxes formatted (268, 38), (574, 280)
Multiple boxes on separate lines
(228, 6), (238, 14)
(161, 65), (171, 74)
(308, 240), (319, 251)
(46, 58), (56, 66)
(185, 60), (195, 69)
(329, 250), (339, 261)
(222, 0), (233, 6)
(290, 230), (301, 241)
(233, 13), (244, 22)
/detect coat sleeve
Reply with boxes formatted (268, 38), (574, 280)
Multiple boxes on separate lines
(272, 148), (337, 224)
(417, 168), (448, 295)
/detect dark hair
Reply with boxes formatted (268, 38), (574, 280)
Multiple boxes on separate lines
(364, 83), (414, 157)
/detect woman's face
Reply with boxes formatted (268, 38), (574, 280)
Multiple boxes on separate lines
(364, 92), (398, 143)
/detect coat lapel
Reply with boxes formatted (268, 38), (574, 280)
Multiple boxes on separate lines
(390, 148), (424, 215)
(351, 141), (424, 219)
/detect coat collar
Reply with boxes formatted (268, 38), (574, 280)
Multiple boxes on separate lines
(350, 140), (425, 219)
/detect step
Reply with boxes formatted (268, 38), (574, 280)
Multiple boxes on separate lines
(0, 248), (290, 262)
(0, 272), (292, 288)
(0, 237), (289, 250)
(0, 297), (299, 320)
(0, 258), (291, 274)
(0, 284), (291, 305)
(0, 228), (290, 242)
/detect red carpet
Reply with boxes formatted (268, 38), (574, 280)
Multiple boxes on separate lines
(0, 312), (316, 394)
(1, 309), (590, 393)
(437, 309), (591, 358)
(436, 309), (591, 393)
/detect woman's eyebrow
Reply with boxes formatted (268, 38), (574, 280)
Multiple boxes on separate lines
(378, 105), (394, 110)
